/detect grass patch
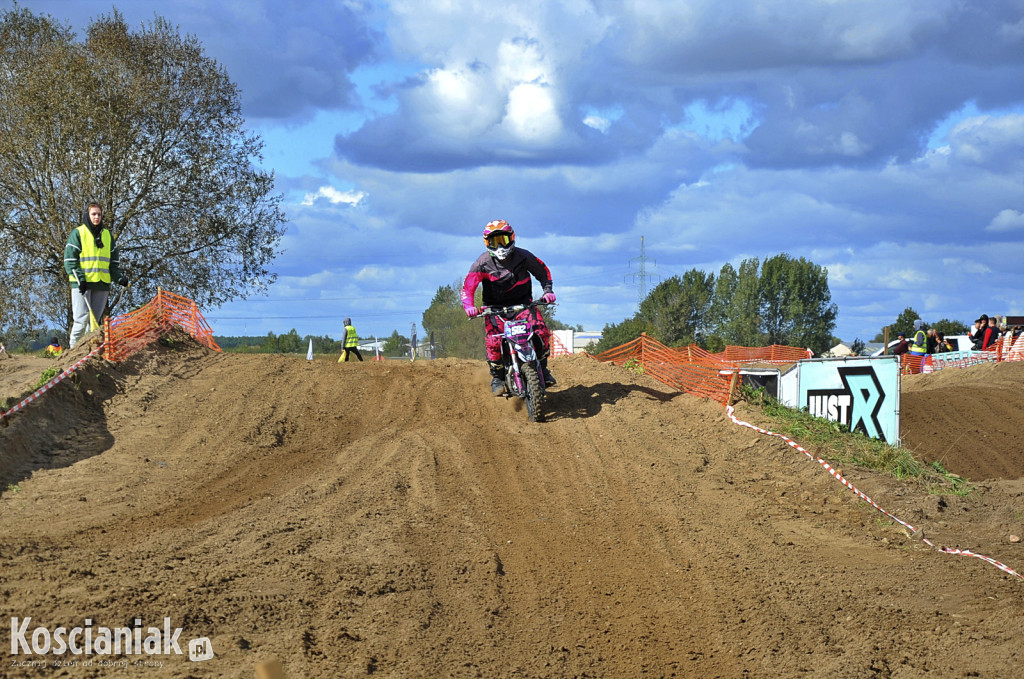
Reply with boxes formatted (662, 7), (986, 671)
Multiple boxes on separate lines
(623, 357), (645, 376)
(739, 384), (972, 497)
(33, 367), (60, 389)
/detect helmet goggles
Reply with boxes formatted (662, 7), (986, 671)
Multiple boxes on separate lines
(485, 232), (513, 249)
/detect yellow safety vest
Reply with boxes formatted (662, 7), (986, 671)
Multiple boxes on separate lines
(345, 325), (358, 348)
(910, 330), (927, 353)
(68, 225), (112, 284)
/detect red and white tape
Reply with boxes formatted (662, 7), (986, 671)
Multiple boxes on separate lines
(1, 344), (106, 422)
(726, 405), (1023, 581)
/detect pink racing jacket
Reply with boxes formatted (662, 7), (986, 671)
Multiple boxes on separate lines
(461, 248), (553, 310)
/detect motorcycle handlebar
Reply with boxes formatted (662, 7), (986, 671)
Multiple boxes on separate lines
(477, 300), (554, 318)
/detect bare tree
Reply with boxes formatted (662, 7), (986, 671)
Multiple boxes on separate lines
(0, 8), (285, 334)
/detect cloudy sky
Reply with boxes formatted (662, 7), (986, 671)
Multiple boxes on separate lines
(20, 0), (1024, 344)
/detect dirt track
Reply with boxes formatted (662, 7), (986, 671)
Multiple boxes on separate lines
(1, 341), (1023, 678)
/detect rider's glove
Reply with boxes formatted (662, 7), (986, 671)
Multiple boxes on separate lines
(541, 292), (556, 304)
(464, 305), (480, 318)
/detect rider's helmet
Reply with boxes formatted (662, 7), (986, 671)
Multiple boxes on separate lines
(483, 220), (515, 260)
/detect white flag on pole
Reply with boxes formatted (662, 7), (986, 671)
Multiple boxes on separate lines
(306, 338), (314, 361)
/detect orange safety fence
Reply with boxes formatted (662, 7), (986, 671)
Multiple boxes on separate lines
(104, 288), (221, 361)
(718, 344), (813, 364)
(589, 333), (740, 404)
(898, 333), (1024, 375)
(594, 331), (1024, 393)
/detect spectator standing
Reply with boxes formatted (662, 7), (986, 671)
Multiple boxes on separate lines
(981, 316), (1001, 350)
(970, 314), (988, 349)
(908, 320), (928, 356)
(64, 202), (128, 348)
(926, 328), (938, 354)
(891, 332), (909, 355)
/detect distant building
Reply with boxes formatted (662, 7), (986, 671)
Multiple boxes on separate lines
(574, 331), (603, 353)
(551, 329), (604, 354)
(824, 342), (855, 357)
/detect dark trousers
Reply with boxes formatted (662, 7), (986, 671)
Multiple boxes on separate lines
(343, 347), (363, 362)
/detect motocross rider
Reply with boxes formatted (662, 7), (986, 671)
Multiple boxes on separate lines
(462, 220), (557, 395)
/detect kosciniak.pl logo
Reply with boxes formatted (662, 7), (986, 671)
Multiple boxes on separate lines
(10, 617), (214, 662)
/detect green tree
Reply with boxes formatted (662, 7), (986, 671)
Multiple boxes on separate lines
(759, 254), (837, 352)
(711, 259), (764, 347)
(259, 331), (279, 353)
(0, 8), (285, 336)
(708, 262), (737, 338)
(876, 307), (922, 341)
(381, 330), (410, 357)
(421, 281), (485, 359)
(727, 258), (765, 347)
(638, 270), (715, 346)
(276, 329), (303, 354)
(589, 316), (652, 354)
(309, 334), (342, 355)
(932, 318), (969, 336)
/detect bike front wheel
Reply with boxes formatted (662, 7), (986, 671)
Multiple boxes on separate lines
(522, 363), (545, 422)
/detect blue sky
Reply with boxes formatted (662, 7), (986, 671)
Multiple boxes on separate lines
(20, 0), (1024, 343)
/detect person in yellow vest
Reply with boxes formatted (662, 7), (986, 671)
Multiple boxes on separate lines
(64, 203), (128, 348)
(45, 337), (63, 358)
(339, 317), (363, 362)
(908, 319), (927, 356)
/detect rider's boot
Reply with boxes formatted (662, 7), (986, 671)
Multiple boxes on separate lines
(488, 361), (506, 396)
(541, 357), (556, 386)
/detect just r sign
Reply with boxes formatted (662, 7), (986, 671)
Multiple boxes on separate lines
(798, 357), (900, 444)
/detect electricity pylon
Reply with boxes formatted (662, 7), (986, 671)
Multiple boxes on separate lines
(624, 236), (658, 310)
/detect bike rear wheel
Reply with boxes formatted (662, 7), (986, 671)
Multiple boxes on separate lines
(522, 363), (545, 422)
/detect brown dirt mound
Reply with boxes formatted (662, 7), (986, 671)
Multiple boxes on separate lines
(1, 345), (1023, 677)
(900, 360), (1024, 481)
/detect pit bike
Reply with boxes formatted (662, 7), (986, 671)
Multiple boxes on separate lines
(479, 301), (553, 422)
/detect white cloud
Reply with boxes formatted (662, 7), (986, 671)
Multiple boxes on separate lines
(949, 113), (1024, 167)
(986, 209), (1024, 233)
(838, 131), (868, 156)
(301, 186), (367, 206)
(354, 266), (398, 282)
(583, 115), (611, 133)
(502, 83), (562, 143)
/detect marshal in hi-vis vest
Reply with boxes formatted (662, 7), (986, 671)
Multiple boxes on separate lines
(910, 330), (927, 353)
(68, 225), (113, 284)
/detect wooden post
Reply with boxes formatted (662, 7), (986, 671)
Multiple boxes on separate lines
(103, 316), (112, 360)
(728, 370), (740, 406)
(883, 326), (890, 355)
